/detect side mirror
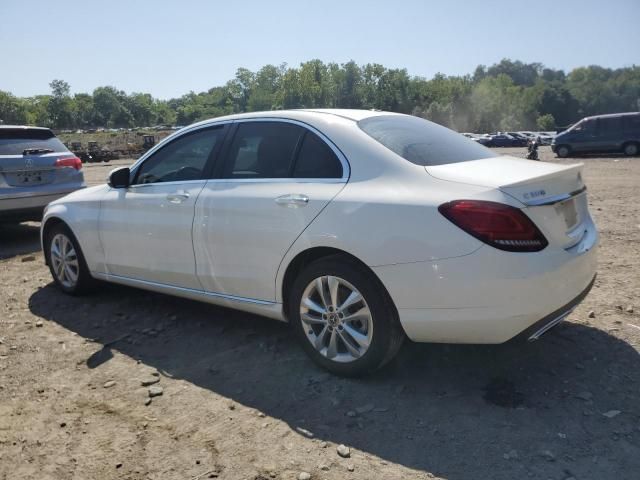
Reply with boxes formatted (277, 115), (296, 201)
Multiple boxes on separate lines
(108, 167), (130, 188)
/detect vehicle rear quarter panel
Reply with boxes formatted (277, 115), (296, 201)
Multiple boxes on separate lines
(274, 117), (530, 303)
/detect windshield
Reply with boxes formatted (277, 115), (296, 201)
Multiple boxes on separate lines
(0, 129), (67, 156)
(358, 115), (496, 166)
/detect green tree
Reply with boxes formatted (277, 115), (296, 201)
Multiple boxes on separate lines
(536, 113), (556, 130)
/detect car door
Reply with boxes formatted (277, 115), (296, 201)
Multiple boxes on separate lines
(571, 118), (598, 152)
(597, 116), (623, 152)
(99, 124), (228, 289)
(193, 119), (348, 302)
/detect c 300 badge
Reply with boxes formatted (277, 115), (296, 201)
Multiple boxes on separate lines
(523, 189), (546, 200)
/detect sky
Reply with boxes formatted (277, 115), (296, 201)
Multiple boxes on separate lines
(1, 0), (639, 99)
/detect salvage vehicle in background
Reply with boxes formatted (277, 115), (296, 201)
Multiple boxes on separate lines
(41, 110), (598, 376)
(552, 112), (640, 158)
(0, 126), (85, 223)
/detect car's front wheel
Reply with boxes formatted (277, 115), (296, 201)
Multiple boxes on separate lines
(288, 256), (404, 376)
(45, 223), (95, 295)
(556, 145), (571, 158)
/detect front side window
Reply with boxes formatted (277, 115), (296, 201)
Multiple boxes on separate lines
(358, 115), (496, 166)
(573, 119), (595, 133)
(293, 132), (343, 178)
(223, 122), (304, 179)
(134, 127), (223, 184)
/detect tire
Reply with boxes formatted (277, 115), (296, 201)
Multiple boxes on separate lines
(623, 142), (638, 156)
(288, 255), (405, 377)
(556, 145), (571, 158)
(45, 223), (95, 295)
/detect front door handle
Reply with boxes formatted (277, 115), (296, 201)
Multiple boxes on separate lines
(275, 194), (309, 207)
(166, 191), (190, 204)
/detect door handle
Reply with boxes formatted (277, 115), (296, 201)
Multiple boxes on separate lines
(166, 192), (190, 204)
(275, 194), (309, 207)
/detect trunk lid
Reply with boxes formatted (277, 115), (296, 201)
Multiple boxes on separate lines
(426, 156), (590, 250)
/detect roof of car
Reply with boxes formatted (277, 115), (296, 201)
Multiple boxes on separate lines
(0, 125), (52, 131)
(584, 111), (640, 120)
(187, 108), (399, 129)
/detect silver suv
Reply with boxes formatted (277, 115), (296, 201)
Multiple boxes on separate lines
(0, 126), (85, 223)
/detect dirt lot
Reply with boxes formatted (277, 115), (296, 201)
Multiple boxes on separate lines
(1, 147), (639, 480)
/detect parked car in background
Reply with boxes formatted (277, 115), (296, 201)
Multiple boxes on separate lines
(507, 132), (530, 146)
(552, 112), (640, 158)
(538, 132), (555, 146)
(0, 126), (85, 223)
(484, 133), (527, 147)
(42, 109), (598, 376)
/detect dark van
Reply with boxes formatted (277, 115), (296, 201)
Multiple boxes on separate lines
(552, 112), (640, 158)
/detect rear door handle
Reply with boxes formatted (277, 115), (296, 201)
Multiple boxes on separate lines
(166, 191), (190, 204)
(275, 194), (309, 207)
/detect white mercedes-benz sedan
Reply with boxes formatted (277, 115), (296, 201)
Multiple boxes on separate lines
(41, 109), (598, 376)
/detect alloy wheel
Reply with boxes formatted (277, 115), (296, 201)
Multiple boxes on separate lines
(50, 233), (79, 289)
(299, 275), (373, 363)
(624, 143), (638, 156)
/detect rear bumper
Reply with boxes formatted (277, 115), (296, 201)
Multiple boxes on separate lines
(509, 274), (595, 343)
(373, 224), (598, 344)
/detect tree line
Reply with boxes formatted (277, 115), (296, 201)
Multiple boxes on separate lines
(1, 59), (639, 133)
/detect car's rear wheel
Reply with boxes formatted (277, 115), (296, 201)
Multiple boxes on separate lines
(45, 223), (95, 295)
(623, 142), (638, 156)
(556, 145), (571, 158)
(288, 256), (404, 376)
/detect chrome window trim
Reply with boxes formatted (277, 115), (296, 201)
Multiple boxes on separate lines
(125, 179), (208, 191)
(524, 186), (587, 206)
(204, 178), (346, 185)
(128, 116), (351, 185)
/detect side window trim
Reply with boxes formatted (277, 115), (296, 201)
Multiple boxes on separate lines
(212, 118), (350, 182)
(129, 122), (230, 185)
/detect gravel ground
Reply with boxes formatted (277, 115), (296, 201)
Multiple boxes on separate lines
(1, 147), (639, 480)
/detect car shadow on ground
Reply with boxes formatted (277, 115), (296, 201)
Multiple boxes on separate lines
(0, 222), (41, 260)
(29, 283), (640, 480)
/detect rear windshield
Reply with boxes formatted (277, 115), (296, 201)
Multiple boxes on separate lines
(0, 129), (67, 155)
(358, 115), (496, 166)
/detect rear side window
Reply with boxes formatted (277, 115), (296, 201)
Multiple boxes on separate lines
(223, 122), (304, 179)
(293, 132), (342, 178)
(358, 115), (496, 166)
(623, 115), (640, 132)
(0, 129), (67, 155)
(599, 117), (623, 133)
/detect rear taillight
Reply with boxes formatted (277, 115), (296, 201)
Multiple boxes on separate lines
(55, 157), (82, 170)
(438, 200), (548, 252)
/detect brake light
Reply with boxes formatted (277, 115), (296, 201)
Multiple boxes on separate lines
(55, 157), (82, 170)
(438, 200), (548, 252)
